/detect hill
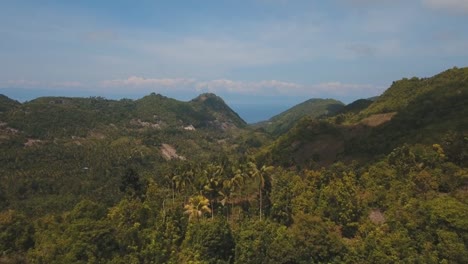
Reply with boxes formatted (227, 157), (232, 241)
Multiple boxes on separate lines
(0, 93), (246, 139)
(256, 98), (344, 135)
(0, 92), (249, 215)
(0, 94), (20, 112)
(258, 67), (468, 167)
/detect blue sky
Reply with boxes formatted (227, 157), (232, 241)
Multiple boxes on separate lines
(1, 0), (467, 122)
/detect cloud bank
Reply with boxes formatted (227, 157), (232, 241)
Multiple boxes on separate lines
(2, 76), (382, 98)
(422, 0), (468, 13)
(97, 77), (382, 97)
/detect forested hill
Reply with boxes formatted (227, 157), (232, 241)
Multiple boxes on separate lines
(0, 94), (20, 112)
(257, 67), (468, 167)
(348, 66), (468, 123)
(255, 98), (344, 136)
(0, 92), (250, 219)
(0, 92), (246, 139)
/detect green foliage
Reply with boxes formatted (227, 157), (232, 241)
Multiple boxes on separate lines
(28, 201), (119, 263)
(362, 67), (468, 117)
(426, 196), (468, 231)
(0, 68), (467, 263)
(258, 67), (468, 168)
(184, 195), (212, 221)
(234, 220), (294, 264)
(257, 98), (344, 136)
(119, 168), (145, 199)
(2, 93), (246, 140)
(0, 94), (21, 112)
(330, 99), (373, 125)
(318, 171), (362, 237)
(180, 219), (235, 264)
(0, 210), (34, 254)
(270, 170), (301, 226)
(290, 213), (345, 263)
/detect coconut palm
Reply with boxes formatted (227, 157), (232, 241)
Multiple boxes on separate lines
(172, 169), (194, 194)
(247, 162), (274, 220)
(184, 195), (211, 221)
(201, 164), (225, 219)
(203, 175), (223, 219)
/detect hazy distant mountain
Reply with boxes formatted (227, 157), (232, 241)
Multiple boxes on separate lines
(255, 98), (344, 136)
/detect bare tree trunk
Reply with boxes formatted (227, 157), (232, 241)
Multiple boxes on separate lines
(259, 184), (262, 221)
(172, 182), (175, 204)
(211, 200), (214, 219)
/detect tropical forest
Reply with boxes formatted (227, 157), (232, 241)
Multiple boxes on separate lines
(0, 67), (467, 263)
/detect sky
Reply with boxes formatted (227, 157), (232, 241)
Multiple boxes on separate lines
(0, 0), (467, 122)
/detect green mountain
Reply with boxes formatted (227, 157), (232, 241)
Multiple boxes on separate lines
(0, 94), (20, 112)
(338, 99), (373, 115)
(0, 93), (248, 215)
(0, 92), (246, 139)
(355, 67), (467, 120)
(256, 98), (344, 135)
(258, 67), (468, 167)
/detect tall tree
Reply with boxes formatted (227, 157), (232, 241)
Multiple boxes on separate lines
(247, 162), (274, 220)
(184, 195), (211, 222)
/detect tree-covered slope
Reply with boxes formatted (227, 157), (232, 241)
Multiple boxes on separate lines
(0, 93), (246, 139)
(360, 67), (468, 117)
(258, 67), (468, 168)
(256, 98), (344, 136)
(189, 93), (247, 129)
(0, 93), (249, 217)
(0, 94), (21, 112)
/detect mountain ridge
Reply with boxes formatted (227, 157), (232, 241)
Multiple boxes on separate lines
(254, 98), (344, 136)
(257, 67), (468, 167)
(0, 92), (246, 140)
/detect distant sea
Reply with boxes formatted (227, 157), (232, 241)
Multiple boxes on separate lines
(229, 103), (291, 124)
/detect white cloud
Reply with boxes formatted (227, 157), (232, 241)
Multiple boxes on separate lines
(100, 76), (196, 88)
(99, 76), (382, 97)
(422, 0), (468, 13)
(195, 79), (304, 94)
(339, 0), (401, 6)
(4, 79), (83, 89)
(53, 81), (83, 88)
(6, 79), (40, 87)
(310, 82), (384, 96)
(139, 36), (296, 69)
(3, 76), (383, 98)
(84, 30), (118, 42)
(346, 43), (376, 57)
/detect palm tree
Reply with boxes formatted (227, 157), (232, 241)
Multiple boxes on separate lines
(173, 170), (194, 195)
(203, 176), (223, 219)
(201, 164), (225, 219)
(248, 162), (274, 220)
(229, 169), (245, 203)
(231, 169), (245, 192)
(184, 195), (211, 221)
(221, 169), (247, 220)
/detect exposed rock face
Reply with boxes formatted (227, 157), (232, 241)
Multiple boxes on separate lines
(369, 209), (386, 225)
(160, 144), (186, 161)
(361, 112), (397, 127)
(184, 125), (196, 131)
(24, 139), (44, 147)
(130, 119), (162, 129)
